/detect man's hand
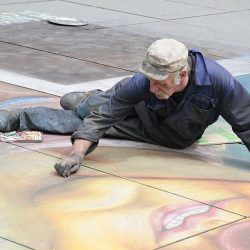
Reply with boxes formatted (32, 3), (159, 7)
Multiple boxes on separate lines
(54, 139), (93, 177)
(54, 153), (83, 177)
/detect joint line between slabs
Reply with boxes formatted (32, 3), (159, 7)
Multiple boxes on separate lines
(8, 142), (248, 219)
(83, 163), (248, 219)
(153, 217), (246, 250)
(61, 0), (238, 21)
(167, 1), (250, 13)
(0, 236), (35, 250)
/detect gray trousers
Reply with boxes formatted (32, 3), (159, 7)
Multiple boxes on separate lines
(19, 78), (156, 145)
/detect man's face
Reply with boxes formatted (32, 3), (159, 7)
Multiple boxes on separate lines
(149, 72), (187, 100)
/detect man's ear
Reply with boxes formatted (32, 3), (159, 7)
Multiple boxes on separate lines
(180, 70), (187, 78)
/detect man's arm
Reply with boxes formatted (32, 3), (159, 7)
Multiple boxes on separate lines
(220, 77), (250, 151)
(55, 74), (150, 177)
(54, 139), (92, 177)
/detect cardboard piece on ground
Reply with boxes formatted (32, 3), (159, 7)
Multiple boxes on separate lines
(0, 131), (43, 143)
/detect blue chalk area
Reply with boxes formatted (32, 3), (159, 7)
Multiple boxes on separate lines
(235, 74), (250, 92)
(220, 74), (250, 169)
(222, 144), (249, 170)
(0, 96), (52, 108)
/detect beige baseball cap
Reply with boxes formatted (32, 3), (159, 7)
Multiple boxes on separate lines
(139, 39), (188, 80)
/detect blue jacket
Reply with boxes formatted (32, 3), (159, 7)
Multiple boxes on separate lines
(72, 50), (250, 151)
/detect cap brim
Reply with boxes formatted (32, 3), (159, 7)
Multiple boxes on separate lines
(139, 59), (169, 81)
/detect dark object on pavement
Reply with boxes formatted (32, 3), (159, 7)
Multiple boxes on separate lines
(0, 109), (20, 132)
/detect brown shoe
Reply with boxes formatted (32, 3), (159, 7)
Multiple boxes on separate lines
(60, 90), (101, 111)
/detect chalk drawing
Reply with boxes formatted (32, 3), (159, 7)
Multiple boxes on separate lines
(0, 96), (54, 108)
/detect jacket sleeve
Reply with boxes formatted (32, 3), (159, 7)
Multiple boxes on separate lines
(71, 73), (150, 147)
(219, 76), (250, 151)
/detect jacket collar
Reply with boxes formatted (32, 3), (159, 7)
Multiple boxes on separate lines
(189, 49), (211, 86)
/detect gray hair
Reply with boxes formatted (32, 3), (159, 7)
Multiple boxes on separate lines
(171, 62), (190, 85)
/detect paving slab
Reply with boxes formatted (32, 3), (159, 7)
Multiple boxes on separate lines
(67, 0), (228, 19)
(0, 21), (153, 74)
(1, 141), (244, 249)
(168, 0), (250, 11)
(173, 10), (250, 50)
(111, 11), (250, 59)
(0, 42), (130, 84)
(0, 0), (154, 27)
